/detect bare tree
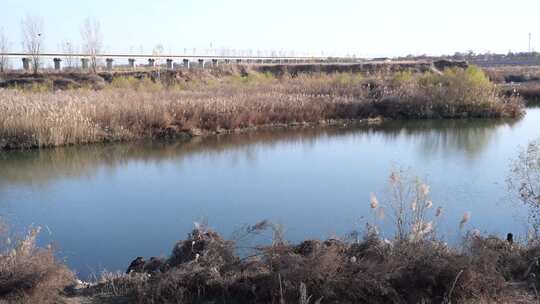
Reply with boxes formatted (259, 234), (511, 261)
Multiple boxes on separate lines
(0, 27), (9, 73)
(507, 139), (540, 232)
(152, 44), (164, 63)
(61, 40), (77, 69)
(81, 18), (103, 73)
(21, 16), (44, 74)
(152, 44), (164, 79)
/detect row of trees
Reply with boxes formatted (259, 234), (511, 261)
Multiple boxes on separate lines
(0, 16), (103, 73)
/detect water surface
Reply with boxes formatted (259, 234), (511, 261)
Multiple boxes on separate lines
(1, 109), (540, 278)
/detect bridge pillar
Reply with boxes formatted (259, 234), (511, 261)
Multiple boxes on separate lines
(22, 58), (30, 71)
(224, 59), (230, 64)
(128, 58), (136, 69)
(106, 58), (114, 71)
(166, 59), (174, 70)
(198, 59), (204, 68)
(183, 59), (190, 69)
(148, 58), (155, 67)
(53, 58), (62, 71)
(211, 59), (218, 67)
(236, 59), (242, 64)
(81, 58), (89, 70)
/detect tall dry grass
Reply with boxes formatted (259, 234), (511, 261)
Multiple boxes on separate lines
(0, 223), (74, 304)
(368, 168), (443, 242)
(0, 66), (523, 150)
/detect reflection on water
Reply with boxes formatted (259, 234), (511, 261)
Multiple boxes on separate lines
(373, 119), (519, 159)
(0, 110), (538, 279)
(0, 118), (517, 188)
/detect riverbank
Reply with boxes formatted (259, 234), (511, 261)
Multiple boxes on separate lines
(3, 221), (539, 304)
(484, 66), (540, 102)
(0, 66), (524, 150)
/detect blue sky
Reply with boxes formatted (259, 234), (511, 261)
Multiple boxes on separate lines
(0, 0), (538, 57)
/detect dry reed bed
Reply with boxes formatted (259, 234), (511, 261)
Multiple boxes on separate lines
(0, 67), (523, 150)
(0, 225), (74, 304)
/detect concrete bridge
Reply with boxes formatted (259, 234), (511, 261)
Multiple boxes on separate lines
(0, 52), (361, 72)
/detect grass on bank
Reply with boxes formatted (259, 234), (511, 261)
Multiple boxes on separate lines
(0, 66), (524, 150)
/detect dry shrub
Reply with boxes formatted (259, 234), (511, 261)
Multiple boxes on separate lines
(0, 224), (74, 304)
(379, 66), (523, 119)
(169, 226), (237, 268)
(120, 226), (527, 304)
(115, 221), (523, 303)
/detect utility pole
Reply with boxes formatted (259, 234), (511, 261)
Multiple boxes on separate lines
(529, 33), (532, 53)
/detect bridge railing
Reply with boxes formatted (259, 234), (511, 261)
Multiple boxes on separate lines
(0, 52), (363, 72)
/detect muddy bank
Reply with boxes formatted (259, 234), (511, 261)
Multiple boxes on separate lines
(0, 72), (107, 90)
(0, 70), (209, 90)
(0, 60), (468, 90)
(255, 59), (467, 76)
(0, 117), (383, 151)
